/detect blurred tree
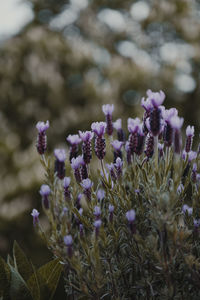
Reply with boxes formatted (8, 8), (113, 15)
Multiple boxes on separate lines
(0, 1), (200, 296)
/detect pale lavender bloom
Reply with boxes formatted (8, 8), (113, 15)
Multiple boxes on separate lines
(162, 108), (178, 121)
(36, 120), (49, 133)
(182, 204), (193, 216)
(64, 235), (73, 246)
(81, 178), (93, 189)
(97, 189), (105, 201)
(31, 209), (40, 226)
(193, 163), (197, 172)
(194, 219), (200, 228)
(91, 122), (106, 137)
(126, 209), (136, 223)
(39, 184), (51, 196)
(186, 125), (194, 137)
(146, 89), (165, 107)
(79, 130), (94, 142)
(169, 116), (184, 129)
(113, 119), (122, 130)
(67, 134), (81, 145)
(102, 104), (114, 115)
(114, 157), (123, 169)
(94, 219), (102, 228)
(106, 163), (117, 181)
(127, 118), (141, 133)
(63, 177), (71, 188)
(109, 204), (114, 213)
(187, 151), (197, 162)
(71, 155), (84, 169)
(54, 149), (66, 162)
(141, 97), (152, 112)
(63, 207), (68, 214)
(177, 183), (184, 194)
(94, 206), (101, 218)
(111, 140), (123, 151)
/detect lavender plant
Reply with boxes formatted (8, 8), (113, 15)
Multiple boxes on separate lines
(34, 90), (200, 299)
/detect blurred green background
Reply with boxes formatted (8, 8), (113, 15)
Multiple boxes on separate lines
(0, 0), (200, 297)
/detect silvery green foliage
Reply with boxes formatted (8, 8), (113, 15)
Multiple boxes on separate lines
(36, 92), (200, 299)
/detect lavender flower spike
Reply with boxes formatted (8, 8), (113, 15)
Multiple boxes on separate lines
(31, 209), (40, 226)
(185, 125), (194, 153)
(81, 178), (93, 201)
(54, 149), (66, 179)
(112, 140), (123, 161)
(36, 120), (49, 155)
(126, 209), (136, 234)
(94, 206), (101, 219)
(63, 177), (71, 199)
(146, 89), (165, 107)
(170, 116), (184, 154)
(113, 118), (126, 142)
(102, 104), (114, 135)
(64, 235), (73, 258)
(79, 131), (94, 164)
(114, 157), (123, 178)
(109, 204), (114, 222)
(40, 184), (51, 209)
(97, 189), (105, 202)
(182, 204), (193, 216)
(91, 122), (106, 160)
(67, 134), (81, 161)
(71, 155), (84, 183)
(94, 219), (102, 238)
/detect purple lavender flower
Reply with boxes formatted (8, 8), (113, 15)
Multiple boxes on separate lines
(75, 208), (83, 224)
(91, 122), (106, 137)
(71, 155), (84, 183)
(162, 108), (177, 147)
(79, 130), (94, 164)
(185, 125), (194, 153)
(141, 98), (152, 135)
(170, 116), (184, 154)
(36, 120), (49, 155)
(183, 150), (197, 162)
(177, 183), (184, 194)
(67, 134), (81, 161)
(64, 235), (73, 258)
(91, 122), (106, 160)
(106, 163), (117, 181)
(94, 219), (102, 237)
(108, 204), (114, 222)
(113, 119), (126, 142)
(126, 209), (136, 234)
(94, 206), (101, 219)
(102, 104), (114, 135)
(158, 143), (164, 158)
(114, 157), (123, 178)
(182, 204), (193, 216)
(144, 133), (154, 158)
(126, 209), (136, 223)
(81, 162), (88, 180)
(81, 178), (93, 201)
(146, 89), (165, 107)
(76, 193), (83, 209)
(54, 149), (66, 179)
(125, 141), (132, 165)
(128, 118), (142, 154)
(63, 177), (71, 199)
(194, 219), (200, 228)
(191, 163), (197, 183)
(40, 184), (51, 209)
(111, 140), (123, 162)
(97, 189), (105, 202)
(31, 209), (40, 226)
(79, 224), (84, 237)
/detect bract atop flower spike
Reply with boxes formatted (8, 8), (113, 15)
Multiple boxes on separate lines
(64, 235), (73, 258)
(36, 120), (49, 155)
(146, 89), (165, 107)
(91, 122), (106, 137)
(81, 178), (93, 201)
(63, 177), (71, 199)
(102, 104), (114, 135)
(111, 140), (123, 162)
(126, 209), (136, 234)
(71, 155), (84, 183)
(54, 149), (66, 179)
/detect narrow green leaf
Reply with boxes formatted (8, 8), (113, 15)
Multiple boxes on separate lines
(13, 241), (33, 282)
(9, 265), (33, 300)
(0, 257), (11, 300)
(26, 263), (41, 300)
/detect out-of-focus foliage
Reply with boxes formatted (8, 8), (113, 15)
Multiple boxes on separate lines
(0, 241), (62, 300)
(0, 0), (200, 282)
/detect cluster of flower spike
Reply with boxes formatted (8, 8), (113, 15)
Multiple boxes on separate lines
(33, 89), (200, 256)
